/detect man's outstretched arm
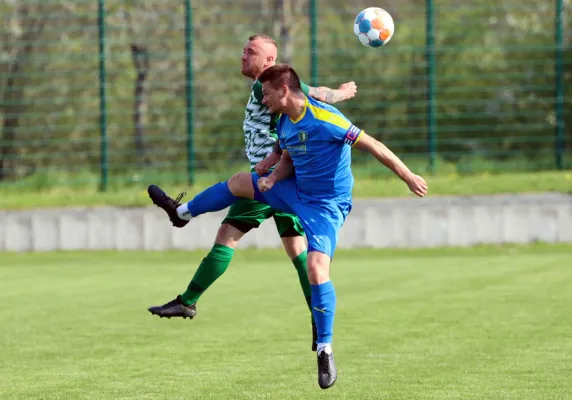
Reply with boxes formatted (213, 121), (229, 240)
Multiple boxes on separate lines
(353, 132), (428, 197)
(308, 81), (357, 104)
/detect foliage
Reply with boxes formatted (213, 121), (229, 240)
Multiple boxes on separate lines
(0, 0), (570, 184)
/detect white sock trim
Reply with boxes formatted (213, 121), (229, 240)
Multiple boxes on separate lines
(177, 203), (192, 221)
(317, 343), (332, 354)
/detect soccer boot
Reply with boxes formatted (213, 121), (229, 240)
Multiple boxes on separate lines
(148, 295), (197, 319)
(311, 320), (318, 352)
(148, 184), (189, 228)
(317, 346), (337, 389)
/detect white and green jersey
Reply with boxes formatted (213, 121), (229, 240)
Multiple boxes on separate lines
(243, 79), (309, 170)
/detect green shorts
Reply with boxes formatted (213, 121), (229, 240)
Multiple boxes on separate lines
(222, 198), (305, 237)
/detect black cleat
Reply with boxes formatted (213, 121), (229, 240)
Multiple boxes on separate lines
(147, 184), (189, 228)
(317, 347), (337, 389)
(311, 320), (318, 352)
(148, 295), (197, 319)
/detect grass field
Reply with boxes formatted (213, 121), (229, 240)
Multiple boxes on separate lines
(1, 170), (571, 210)
(1, 245), (571, 399)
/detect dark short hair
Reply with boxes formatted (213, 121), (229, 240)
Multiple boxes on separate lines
(258, 64), (302, 92)
(248, 34), (277, 49)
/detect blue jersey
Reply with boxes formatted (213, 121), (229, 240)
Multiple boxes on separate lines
(277, 96), (363, 200)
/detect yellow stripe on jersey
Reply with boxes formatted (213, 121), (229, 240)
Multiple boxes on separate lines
(290, 98), (308, 123)
(308, 102), (364, 146)
(307, 103), (351, 131)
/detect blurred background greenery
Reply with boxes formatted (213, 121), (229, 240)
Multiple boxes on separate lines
(0, 0), (569, 202)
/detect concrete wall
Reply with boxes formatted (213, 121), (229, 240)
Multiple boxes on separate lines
(1, 193), (571, 252)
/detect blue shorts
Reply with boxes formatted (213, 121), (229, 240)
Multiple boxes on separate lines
(251, 173), (352, 258)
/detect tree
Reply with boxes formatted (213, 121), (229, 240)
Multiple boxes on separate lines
(0, 3), (46, 181)
(124, 9), (151, 164)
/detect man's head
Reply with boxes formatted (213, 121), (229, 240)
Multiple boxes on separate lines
(241, 34), (278, 79)
(258, 64), (303, 114)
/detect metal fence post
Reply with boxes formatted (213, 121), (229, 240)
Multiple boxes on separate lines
(98, 0), (108, 191)
(309, 0), (318, 86)
(554, 0), (565, 170)
(185, 0), (195, 185)
(426, 0), (436, 174)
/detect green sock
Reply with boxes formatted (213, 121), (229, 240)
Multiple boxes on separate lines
(180, 243), (235, 305)
(292, 250), (312, 312)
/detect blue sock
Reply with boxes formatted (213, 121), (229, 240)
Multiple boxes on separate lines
(186, 181), (239, 217)
(311, 281), (336, 344)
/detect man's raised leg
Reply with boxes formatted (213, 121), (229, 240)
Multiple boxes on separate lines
(148, 172), (256, 227)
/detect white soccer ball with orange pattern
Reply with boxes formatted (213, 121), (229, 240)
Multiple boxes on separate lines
(354, 7), (395, 48)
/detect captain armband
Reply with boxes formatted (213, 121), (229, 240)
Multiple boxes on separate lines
(343, 124), (363, 146)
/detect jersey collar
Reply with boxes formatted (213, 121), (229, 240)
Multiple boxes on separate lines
(290, 97), (308, 124)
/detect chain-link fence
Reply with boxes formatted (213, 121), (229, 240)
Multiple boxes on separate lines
(0, 0), (570, 191)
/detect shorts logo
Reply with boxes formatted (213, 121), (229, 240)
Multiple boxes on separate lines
(297, 131), (308, 143)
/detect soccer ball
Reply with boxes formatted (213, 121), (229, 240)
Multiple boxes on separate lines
(354, 7), (395, 48)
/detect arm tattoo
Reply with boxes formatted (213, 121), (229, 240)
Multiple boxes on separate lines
(325, 89), (335, 104)
(321, 88), (344, 104)
(272, 140), (282, 155)
(309, 86), (344, 104)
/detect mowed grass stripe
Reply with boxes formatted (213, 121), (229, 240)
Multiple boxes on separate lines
(0, 246), (571, 399)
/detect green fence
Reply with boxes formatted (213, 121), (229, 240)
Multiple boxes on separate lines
(0, 0), (570, 192)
